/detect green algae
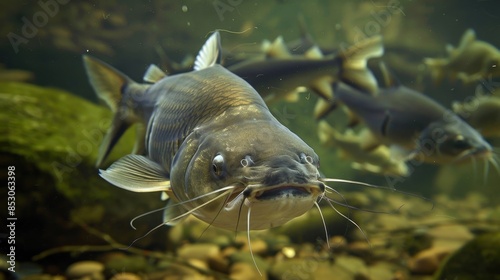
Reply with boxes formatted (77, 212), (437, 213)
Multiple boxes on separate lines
(0, 82), (127, 202)
(0, 82), (165, 259)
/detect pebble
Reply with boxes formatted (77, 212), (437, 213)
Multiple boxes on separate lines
(230, 262), (268, 280)
(241, 238), (268, 255)
(66, 261), (104, 280)
(109, 272), (142, 280)
(104, 255), (149, 274)
(408, 246), (452, 274)
(177, 243), (220, 261)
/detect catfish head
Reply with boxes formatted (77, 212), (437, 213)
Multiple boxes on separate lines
(169, 108), (325, 231)
(416, 113), (492, 164)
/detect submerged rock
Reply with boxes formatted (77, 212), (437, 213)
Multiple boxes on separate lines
(0, 82), (165, 259)
(66, 261), (104, 280)
(434, 232), (500, 280)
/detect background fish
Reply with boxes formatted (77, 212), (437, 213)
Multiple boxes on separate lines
(228, 35), (384, 105)
(425, 29), (500, 84)
(334, 80), (493, 165)
(317, 121), (409, 177)
(453, 92), (500, 138)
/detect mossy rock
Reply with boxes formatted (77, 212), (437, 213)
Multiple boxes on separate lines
(0, 82), (166, 260)
(434, 232), (500, 280)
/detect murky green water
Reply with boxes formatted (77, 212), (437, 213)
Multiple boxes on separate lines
(2, 1), (500, 279)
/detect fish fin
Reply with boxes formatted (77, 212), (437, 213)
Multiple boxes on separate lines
(351, 162), (382, 174)
(304, 46), (324, 59)
(83, 55), (132, 112)
(317, 120), (335, 145)
(458, 29), (476, 49)
(143, 64), (167, 83)
(377, 61), (400, 88)
(424, 57), (447, 84)
(340, 36), (384, 94)
(284, 88), (302, 102)
(310, 76), (334, 100)
(313, 98), (337, 120)
(163, 198), (188, 226)
(99, 154), (171, 193)
(389, 145), (413, 162)
(359, 130), (381, 151)
(344, 107), (361, 127)
(194, 31), (222, 71)
(161, 191), (170, 201)
(266, 36), (291, 58)
(83, 55), (140, 167)
(97, 116), (131, 168)
(261, 39), (272, 53)
(451, 100), (466, 116)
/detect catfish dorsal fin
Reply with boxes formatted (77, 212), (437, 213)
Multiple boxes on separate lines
(304, 46), (323, 59)
(194, 31), (222, 71)
(143, 64), (167, 83)
(266, 36), (291, 58)
(261, 39), (272, 53)
(99, 154), (171, 193)
(458, 29), (476, 49)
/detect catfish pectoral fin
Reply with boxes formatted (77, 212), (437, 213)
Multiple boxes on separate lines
(99, 154), (171, 193)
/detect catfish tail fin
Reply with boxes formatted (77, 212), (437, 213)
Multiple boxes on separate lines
(339, 36), (384, 94)
(83, 55), (144, 168)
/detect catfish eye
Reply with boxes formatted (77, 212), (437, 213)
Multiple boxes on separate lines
(212, 154), (225, 178)
(450, 138), (471, 150)
(440, 136), (472, 155)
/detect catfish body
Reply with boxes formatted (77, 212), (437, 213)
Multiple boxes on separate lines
(84, 32), (324, 231)
(335, 82), (492, 164)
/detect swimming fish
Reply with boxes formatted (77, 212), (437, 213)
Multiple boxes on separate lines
(425, 29), (500, 84)
(83, 32), (337, 234)
(333, 80), (493, 165)
(452, 92), (500, 138)
(317, 121), (409, 177)
(227, 35), (384, 104)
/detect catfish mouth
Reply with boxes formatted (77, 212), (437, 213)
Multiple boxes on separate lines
(453, 146), (492, 163)
(245, 183), (324, 201)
